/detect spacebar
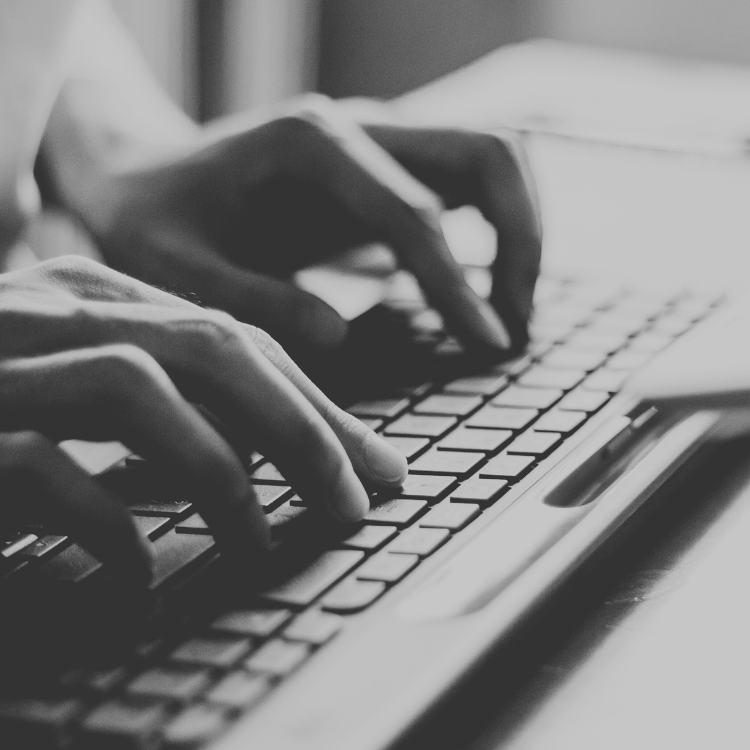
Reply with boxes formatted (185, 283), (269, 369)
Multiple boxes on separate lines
(262, 550), (364, 607)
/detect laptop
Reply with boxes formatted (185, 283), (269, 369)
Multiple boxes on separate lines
(0, 130), (741, 750)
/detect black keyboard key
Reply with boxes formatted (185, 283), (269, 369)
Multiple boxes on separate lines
(18, 534), (67, 558)
(397, 474), (457, 501)
(33, 543), (102, 584)
(320, 577), (385, 613)
(450, 478), (508, 505)
(410, 450), (484, 477)
(211, 609), (292, 638)
(413, 394), (483, 416)
(348, 398), (410, 419)
(356, 552), (419, 583)
(170, 637), (251, 669)
(79, 699), (168, 750)
(249, 463), (286, 483)
(244, 640), (310, 676)
(134, 515), (172, 539)
(441, 373), (508, 396)
(126, 667), (211, 703)
(387, 527), (450, 556)
(163, 703), (229, 748)
(557, 388), (610, 412)
(283, 609), (343, 645)
(508, 430), (562, 456)
(466, 406), (538, 431)
(365, 498), (429, 525)
(251, 484), (293, 511)
(383, 436), (430, 461)
(492, 385), (563, 410)
(150, 530), (216, 590)
(175, 513), (209, 534)
(1, 532), (37, 558)
(130, 499), (193, 518)
(340, 524), (398, 551)
(481, 453), (535, 479)
(419, 501), (480, 530)
(436, 427), (512, 453)
(206, 672), (270, 709)
(261, 550), (364, 607)
(0, 697), (81, 747)
(384, 414), (458, 438)
(533, 409), (587, 434)
(518, 367), (586, 390)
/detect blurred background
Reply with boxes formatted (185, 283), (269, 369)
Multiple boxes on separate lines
(110, 0), (750, 121)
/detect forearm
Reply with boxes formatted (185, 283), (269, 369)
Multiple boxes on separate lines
(38, 0), (199, 227)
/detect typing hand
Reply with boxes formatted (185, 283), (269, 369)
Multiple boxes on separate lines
(0, 257), (407, 584)
(50, 96), (540, 355)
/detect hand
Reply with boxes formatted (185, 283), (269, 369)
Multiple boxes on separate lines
(0, 257), (407, 584)
(44, 95), (541, 354)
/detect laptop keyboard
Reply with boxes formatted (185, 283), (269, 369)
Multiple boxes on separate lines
(0, 275), (722, 749)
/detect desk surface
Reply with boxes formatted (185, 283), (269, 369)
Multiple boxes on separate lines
(390, 41), (750, 750)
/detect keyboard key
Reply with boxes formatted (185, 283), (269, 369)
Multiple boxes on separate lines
(244, 640), (310, 676)
(129, 499), (193, 517)
(320, 577), (386, 613)
(18, 534), (67, 558)
(533, 409), (587, 434)
(410, 450), (484, 477)
(565, 330), (627, 353)
(126, 667), (211, 703)
(0, 697), (80, 747)
(419, 501), (480, 530)
(175, 513), (209, 534)
(170, 637), (251, 669)
(80, 666), (129, 695)
(249, 462), (286, 483)
(261, 550), (364, 607)
(356, 552), (419, 583)
(211, 609), (292, 638)
(358, 417), (384, 431)
(33, 543), (102, 584)
(605, 350), (652, 370)
(436, 426), (512, 453)
(413, 394), (483, 416)
(481, 453), (535, 479)
(340, 524), (398, 551)
(384, 414), (458, 438)
(150, 530), (216, 590)
(283, 610), (343, 645)
(206, 671), (270, 709)
(542, 348), (607, 371)
(1, 532), (37, 558)
(492, 385), (563, 410)
(365, 498), (429, 525)
(397, 474), (457, 500)
(557, 388), (610, 413)
(251, 484), (293, 511)
(466, 406), (538, 431)
(348, 398), (410, 419)
(267, 500), (306, 528)
(508, 430), (562, 456)
(163, 704), (228, 748)
(450, 478), (508, 504)
(387, 527), (450, 556)
(134, 515), (172, 539)
(382, 436), (430, 461)
(582, 370), (629, 392)
(518, 367), (586, 390)
(441, 373), (508, 395)
(79, 699), (168, 750)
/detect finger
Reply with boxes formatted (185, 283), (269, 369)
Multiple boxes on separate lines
(241, 323), (408, 489)
(0, 430), (153, 584)
(49, 305), (371, 523)
(0, 347), (271, 561)
(363, 125), (542, 347)
(253, 108), (511, 351)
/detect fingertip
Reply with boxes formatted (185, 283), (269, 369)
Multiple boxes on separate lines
(364, 432), (408, 487)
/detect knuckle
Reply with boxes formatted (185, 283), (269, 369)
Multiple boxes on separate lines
(88, 343), (163, 395)
(243, 324), (284, 367)
(178, 310), (246, 362)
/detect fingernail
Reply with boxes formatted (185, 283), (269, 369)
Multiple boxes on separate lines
(477, 301), (512, 349)
(331, 466), (370, 523)
(365, 432), (408, 485)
